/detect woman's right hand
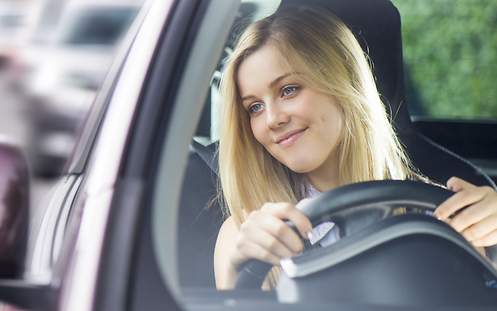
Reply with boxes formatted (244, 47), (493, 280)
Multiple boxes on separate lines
(229, 202), (313, 270)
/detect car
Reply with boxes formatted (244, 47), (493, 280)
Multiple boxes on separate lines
(0, 0), (495, 310)
(0, 0), (30, 69)
(6, 0), (68, 93)
(20, 0), (142, 177)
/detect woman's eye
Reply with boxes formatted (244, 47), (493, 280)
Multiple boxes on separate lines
(281, 85), (299, 97)
(248, 102), (264, 114)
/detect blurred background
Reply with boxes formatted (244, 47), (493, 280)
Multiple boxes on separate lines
(393, 0), (497, 120)
(0, 0), (143, 222)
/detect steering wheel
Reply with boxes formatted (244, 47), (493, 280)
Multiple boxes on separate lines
(235, 180), (497, 289)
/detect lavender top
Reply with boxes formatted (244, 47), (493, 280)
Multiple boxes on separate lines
(297, 184), (340, 247)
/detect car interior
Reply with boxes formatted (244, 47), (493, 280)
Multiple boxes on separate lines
(173, 0), (497, 306)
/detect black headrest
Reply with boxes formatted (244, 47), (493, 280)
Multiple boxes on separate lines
(279, 0), (411, 130)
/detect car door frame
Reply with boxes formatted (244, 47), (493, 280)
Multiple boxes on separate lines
(85, 0), (241, 310)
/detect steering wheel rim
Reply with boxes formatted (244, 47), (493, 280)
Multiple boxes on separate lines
(235, 180), (495, 289)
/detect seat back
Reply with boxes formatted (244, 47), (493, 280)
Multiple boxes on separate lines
(177, 142), (220, 287)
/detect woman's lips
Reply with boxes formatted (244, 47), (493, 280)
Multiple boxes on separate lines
(277, 129), (307, 148)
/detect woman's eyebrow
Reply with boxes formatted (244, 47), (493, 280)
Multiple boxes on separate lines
(269, 72), (295, 89)
(240, 72), (297, 103)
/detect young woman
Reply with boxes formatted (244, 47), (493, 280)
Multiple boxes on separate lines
(213, 6), (497, 290)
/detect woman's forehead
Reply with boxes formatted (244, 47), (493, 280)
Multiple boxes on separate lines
(236, 44), (295, 96)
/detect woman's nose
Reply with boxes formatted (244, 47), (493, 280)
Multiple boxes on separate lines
(266, 103), (290, 129)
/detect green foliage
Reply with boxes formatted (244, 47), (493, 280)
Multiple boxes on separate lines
(392, 0), (497, 119)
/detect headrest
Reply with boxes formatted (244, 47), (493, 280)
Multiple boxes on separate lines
(279, 0), (411, 130)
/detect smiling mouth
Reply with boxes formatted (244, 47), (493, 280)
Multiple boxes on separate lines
(277, 128), (307, 147)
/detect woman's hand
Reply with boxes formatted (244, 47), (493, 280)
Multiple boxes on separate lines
(214, 202), (312, 289)
(434, 177), (497, 248)
(229, 202), (313, 269)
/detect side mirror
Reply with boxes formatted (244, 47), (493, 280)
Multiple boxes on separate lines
(0, 137), (29, 279)
(0, 139), (53, 311)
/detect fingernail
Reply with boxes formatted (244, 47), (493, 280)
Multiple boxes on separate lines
(434, 211), (444, 220)
(439, 217), (449, 224)
(307, 231), (313, 241)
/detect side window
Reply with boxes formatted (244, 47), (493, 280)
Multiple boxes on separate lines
(393, 0), (497, 120)
(175, 0), (282, 289)
(206, 1), (282, 144)
(4, 1), (140, 179)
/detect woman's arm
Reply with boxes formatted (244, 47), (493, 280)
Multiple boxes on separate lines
(214, 216), (240, 289)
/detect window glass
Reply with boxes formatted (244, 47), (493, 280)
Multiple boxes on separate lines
(178, 0), (281, 288)
(58, 7), (138, 46)
(209, 0), (282, 142)
(0, 1), (142, 276)
(393, 0), (497, 120)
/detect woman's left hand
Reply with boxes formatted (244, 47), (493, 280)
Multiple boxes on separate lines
(434, 176), (497, 248)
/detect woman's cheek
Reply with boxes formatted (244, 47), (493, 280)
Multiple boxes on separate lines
(250, 120), (262, 142)
(251, 121), (270, 148)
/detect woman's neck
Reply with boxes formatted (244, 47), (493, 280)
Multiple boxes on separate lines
(305, 160), (340, 192)
(306, 174), (339, 192)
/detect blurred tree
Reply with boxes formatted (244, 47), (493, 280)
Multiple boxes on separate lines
(392, 0), (497, 119)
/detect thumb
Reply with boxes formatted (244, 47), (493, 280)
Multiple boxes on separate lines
(295, 198), (313, 210)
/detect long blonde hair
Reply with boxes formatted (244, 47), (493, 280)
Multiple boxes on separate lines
(219, 7), (416, 223)
(218, 6), (417, 286)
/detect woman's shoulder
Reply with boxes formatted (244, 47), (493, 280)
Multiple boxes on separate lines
(219, 216), (238, 235)
(216, 216), (240, 253)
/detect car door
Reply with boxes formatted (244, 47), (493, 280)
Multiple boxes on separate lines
(81, 0), (241, 310)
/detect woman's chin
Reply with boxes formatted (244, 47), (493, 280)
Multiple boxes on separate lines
(284, 160), (318, 174)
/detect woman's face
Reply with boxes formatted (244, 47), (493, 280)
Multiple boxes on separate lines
(237, 43), (343, 179)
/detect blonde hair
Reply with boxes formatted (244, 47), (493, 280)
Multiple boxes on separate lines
(218, 7), (418, 286)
